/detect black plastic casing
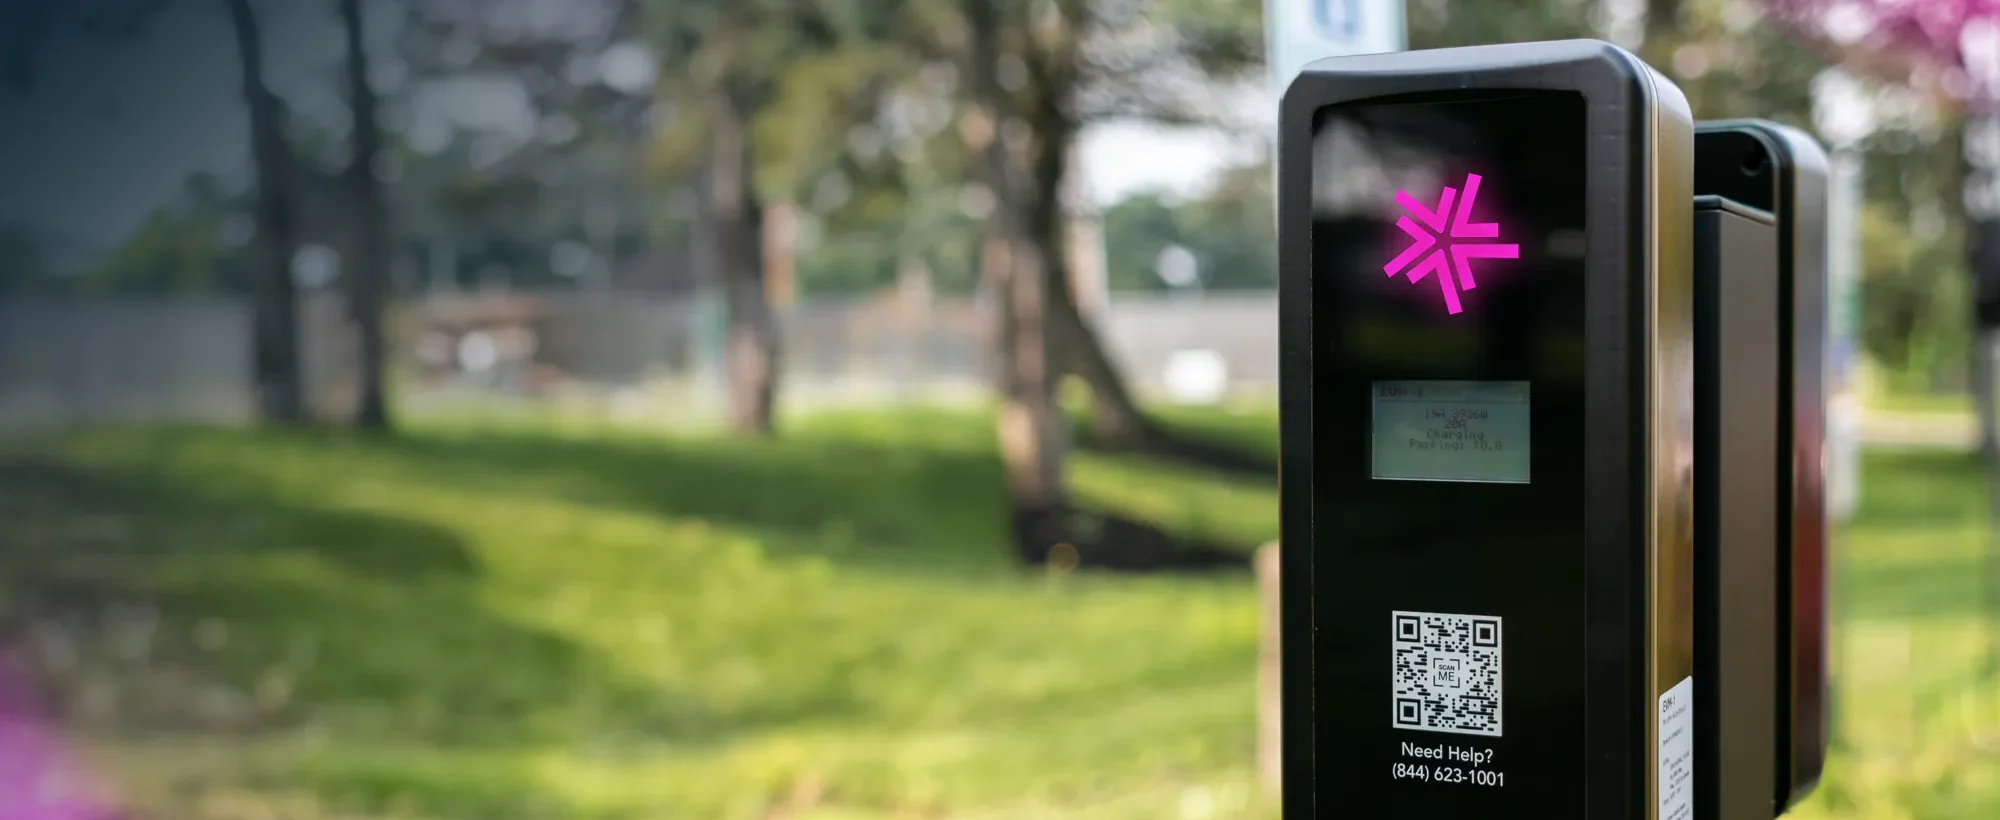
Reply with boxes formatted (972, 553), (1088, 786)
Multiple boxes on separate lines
(1279, 40), (1694, 820)
(1690, 194), (1781, 820)
(1693, 120), (1831, 814)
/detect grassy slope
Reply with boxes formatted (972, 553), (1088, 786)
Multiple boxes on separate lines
(0, 408), (1994, 818)
(1, 409), (1274, 819)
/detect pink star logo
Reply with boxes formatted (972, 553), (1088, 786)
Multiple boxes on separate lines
(1384, 173), (1519, 315)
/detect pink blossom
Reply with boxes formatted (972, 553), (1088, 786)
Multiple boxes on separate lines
(0, 657), (117, 820)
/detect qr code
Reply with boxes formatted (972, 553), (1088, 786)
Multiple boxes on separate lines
(1392, 611), (1502, 737)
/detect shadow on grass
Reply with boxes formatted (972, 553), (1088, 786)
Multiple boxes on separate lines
(0, 456), (479, 583)
(0, 421), (1263, 815)
(0, 456), (757, 746)
(311, 428), (1254, 574)
(1070, 408), (1281, 482)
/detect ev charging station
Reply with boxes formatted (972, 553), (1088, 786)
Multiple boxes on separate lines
(1691, 121), (1831, 819)
(1277, 41), (1829, 820)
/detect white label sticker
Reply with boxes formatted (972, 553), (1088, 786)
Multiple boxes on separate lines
(1658, 676), (1694, 820)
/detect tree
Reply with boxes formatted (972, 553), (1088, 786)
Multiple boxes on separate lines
(1405, 0), (1598, 51)
(223, 0), (306, 423)
(644, 0), (919, 434)
(1757, 1), (2000, 687)
(1758, 0), (1992, 434)
(1101, 192), (1185, 292)
(917, 0), (1267, 561)
(75, 175), (242, 295)
(929, 0), (1267, 467)
(958, 0), (1069, 563)
(338, 0), (392, 431)
(645, 5), (815, 433)
(648, 3), (780, 435)
(2, 0), (308, 423)
(389, 1), (667, 294)
(1101, 156), (1279, 294)
(707, 68), (783, 435)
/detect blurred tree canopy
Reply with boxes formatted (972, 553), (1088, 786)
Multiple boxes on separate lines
(641, 0), (918, 433)
(1404, 0), (1975, 391)
(1755, 0), (1981, 390)
(4, 0), (1984, 400)
(1102, 156), (1276, 293)
(77, 174), (244, 297)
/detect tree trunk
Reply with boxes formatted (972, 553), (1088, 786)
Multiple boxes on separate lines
(1052, 293), (1161, 446)
(989, 224), (1070, 565)
(968, 0), (1069, 564)
(710, 88), (780, 435)
(223, 0), (303, 424)
(1010, 63), (1164, 451)
(1032, 140), (1276, 474)
(338, 0), (390, 431)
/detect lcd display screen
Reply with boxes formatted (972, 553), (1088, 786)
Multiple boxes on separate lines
(1372, 380), (1531, 483)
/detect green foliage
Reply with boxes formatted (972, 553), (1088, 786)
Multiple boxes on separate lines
(1407, 0), (1600, 50)
(1101, 159), (1274, 292)
(1860, 200), (1972, 393)
(1131, 0), (1266, 77)
(1416, 0), (1976, 398)
(751, 43), (910, 200)
(74, 173), (246, 297)
(80, 218), (230, 297)
(794, 211), (987, 297)
(1849, 107), (1970, 393)
(1103, 194), (1181, 291)
(1735, 0), (1984, 395)
(643, 0), (907, 203)
(1654, 1), (1821, 125)
(795, 224), (902, 294)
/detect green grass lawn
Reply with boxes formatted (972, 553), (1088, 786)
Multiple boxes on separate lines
(1793, 448), (2000, 820)
(0, 408), (1276, 819)
(1864, 391), (1975, 418)
(0, 407), (1994, 818)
